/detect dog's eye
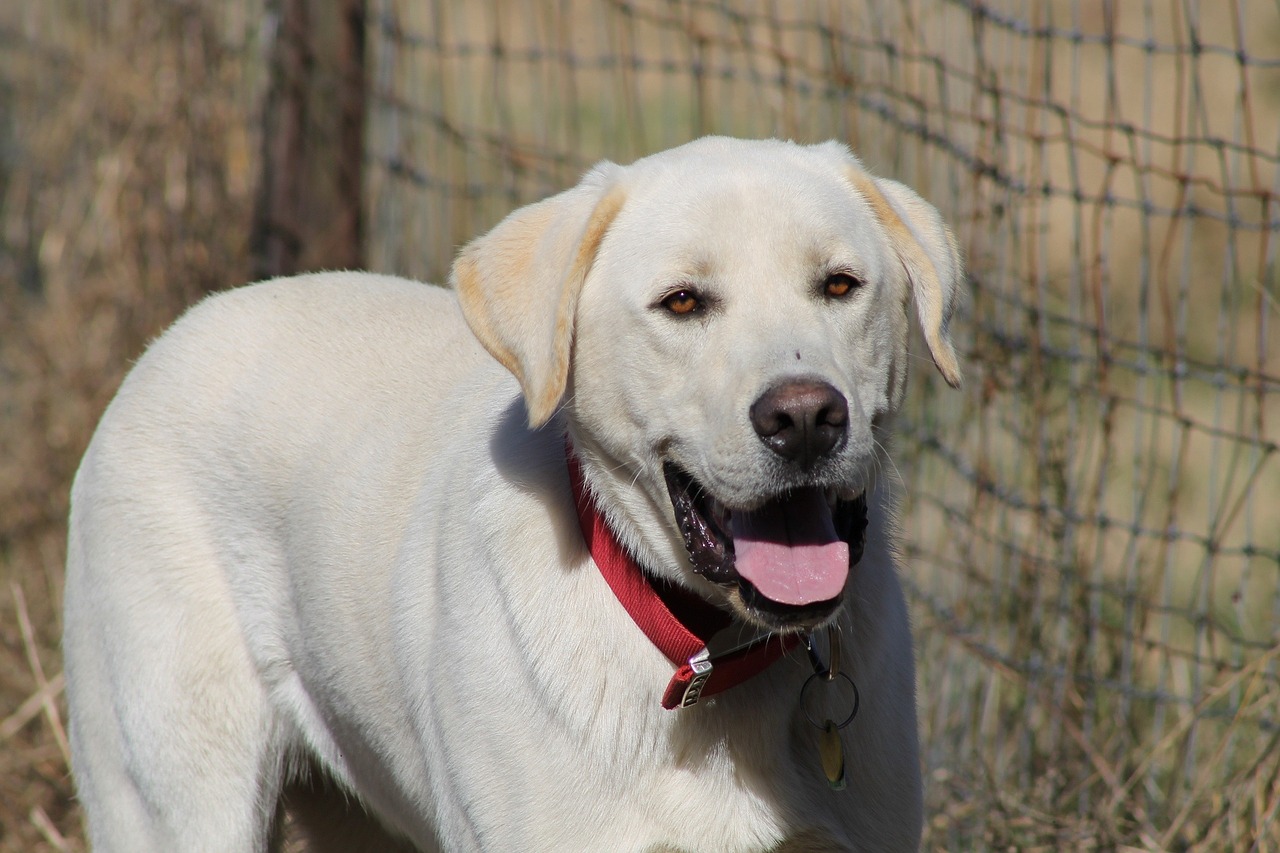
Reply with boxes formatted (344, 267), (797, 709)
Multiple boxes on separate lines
(824, 273), (862, 299)
(661, 289), (703, 315)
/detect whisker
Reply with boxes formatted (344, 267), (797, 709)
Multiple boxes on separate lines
(872, 436), (908, 500)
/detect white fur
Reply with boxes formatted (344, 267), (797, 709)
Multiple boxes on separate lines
(63, 137), (963, 852)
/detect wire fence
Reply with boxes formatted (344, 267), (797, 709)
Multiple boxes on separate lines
(365, 1), (1280, 847)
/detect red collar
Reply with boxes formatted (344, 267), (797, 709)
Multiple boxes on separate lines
(566, 446), (801, 709)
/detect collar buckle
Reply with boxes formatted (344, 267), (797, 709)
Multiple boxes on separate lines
(680, 648), (714, 707)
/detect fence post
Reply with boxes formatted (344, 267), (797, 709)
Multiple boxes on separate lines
(252, 0), (366, 280)
(336, 0), (365, 272)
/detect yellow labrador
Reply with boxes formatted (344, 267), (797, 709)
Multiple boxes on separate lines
(64, 137), (963, 852)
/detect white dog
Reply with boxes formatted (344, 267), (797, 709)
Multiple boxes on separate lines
(63, 137), (963, 852)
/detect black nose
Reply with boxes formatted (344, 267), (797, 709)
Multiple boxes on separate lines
(749, 379), (848, 469)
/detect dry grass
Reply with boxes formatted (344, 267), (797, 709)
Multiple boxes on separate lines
(0, 2), (264, 849)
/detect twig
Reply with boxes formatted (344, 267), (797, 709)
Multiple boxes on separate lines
(11, 581), (72, 766)
(30, 804), (72, 852)
(0, 671), (66, 740)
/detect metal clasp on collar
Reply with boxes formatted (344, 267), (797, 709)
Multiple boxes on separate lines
(681, 648), (713, 707)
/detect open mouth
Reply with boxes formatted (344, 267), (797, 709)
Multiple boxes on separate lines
(662, 461), (868, 631)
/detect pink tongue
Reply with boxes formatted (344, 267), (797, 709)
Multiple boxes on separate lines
(730, 488), (849, 606)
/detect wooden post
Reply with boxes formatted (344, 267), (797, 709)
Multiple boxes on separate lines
(252, 0), (365, 280)
(335, 0), (366, 272)
(253, 0), (307, 279)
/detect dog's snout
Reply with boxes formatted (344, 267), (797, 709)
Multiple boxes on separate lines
(749, 379), (848, 468)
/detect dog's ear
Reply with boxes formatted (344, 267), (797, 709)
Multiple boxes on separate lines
(844, 167), (965, 388)
(453, 167), (626, 427)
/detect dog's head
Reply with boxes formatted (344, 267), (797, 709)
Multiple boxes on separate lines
(454, 137), (963, 633)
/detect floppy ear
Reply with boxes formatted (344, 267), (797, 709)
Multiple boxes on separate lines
(452, 167), (626, 427)
(844, 168), (965, 388)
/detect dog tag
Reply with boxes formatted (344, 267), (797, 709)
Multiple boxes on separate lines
(819, 719), (847, 791)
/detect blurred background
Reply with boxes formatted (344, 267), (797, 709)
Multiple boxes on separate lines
(2, 0), (1278, 849)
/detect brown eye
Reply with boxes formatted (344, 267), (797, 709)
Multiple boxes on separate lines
(662, 289), (702, 315)
(824, 272), (861, 298)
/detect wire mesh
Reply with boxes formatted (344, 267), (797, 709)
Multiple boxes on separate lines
(364, 0), (1280, 846)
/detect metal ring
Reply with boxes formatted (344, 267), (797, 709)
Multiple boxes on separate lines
(800, 670), (860, 731)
